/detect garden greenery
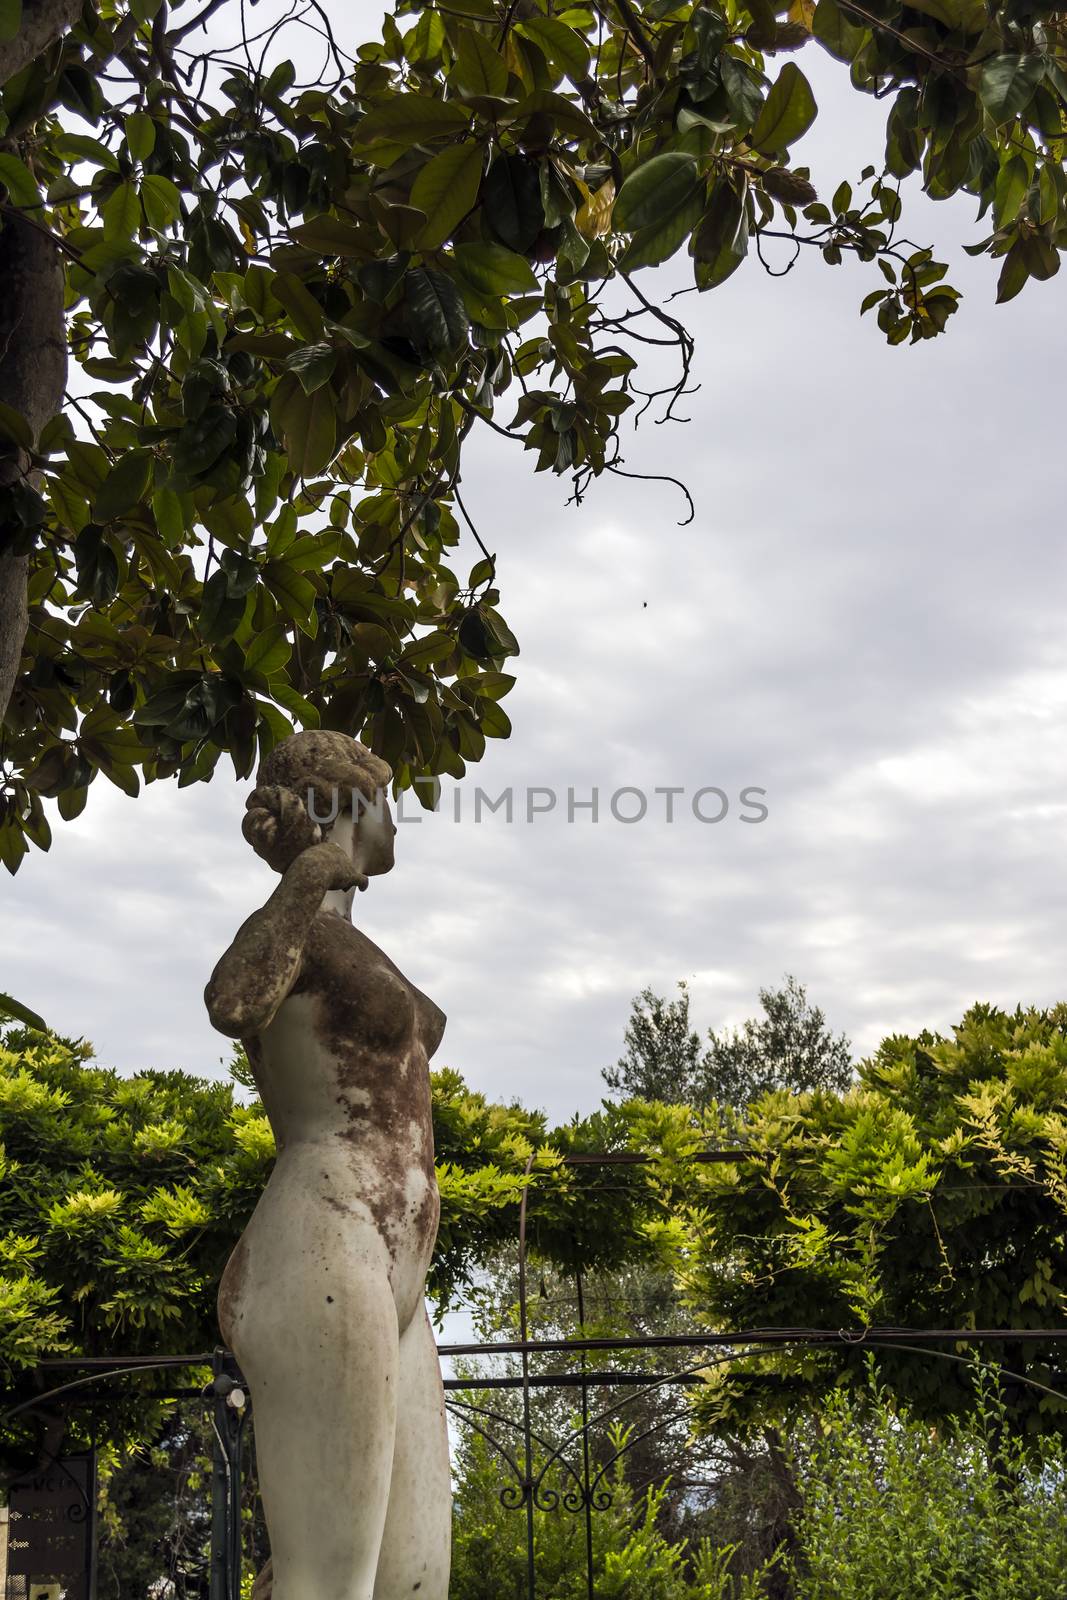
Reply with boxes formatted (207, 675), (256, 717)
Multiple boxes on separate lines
(4, 999), (1067, 1467)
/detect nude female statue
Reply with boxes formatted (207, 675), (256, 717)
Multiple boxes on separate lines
(204, 730), (451, 1600)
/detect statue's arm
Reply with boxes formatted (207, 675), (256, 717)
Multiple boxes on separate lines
(205, 843), (356, 1037)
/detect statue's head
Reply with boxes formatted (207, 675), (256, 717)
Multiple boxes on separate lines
(243, 730), (396, 882)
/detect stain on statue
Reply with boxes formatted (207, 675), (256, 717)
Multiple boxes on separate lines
(205, 731), (451, 1600)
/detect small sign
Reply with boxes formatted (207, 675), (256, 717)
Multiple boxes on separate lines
(4, 1454), (95, 1600)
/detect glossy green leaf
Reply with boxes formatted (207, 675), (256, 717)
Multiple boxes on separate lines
(811, 0), (866, 59)
(53, 132), (119, 170)
(95, 451), (153, 521)
(995, 239), (1028, 302)
(692, 179), (749, 289)
(1018, 229), (1059, 281)
(271, 683), (321, 727)
(284, 343), (337, 395)
(479, 699), (512, 738)
(400, 630), (455, 667)
(411, 142), (485, 248)
(453, 26), (509, 97)
(244, 624), (292, 676)
(406, 7), (445, 64)
(141, 174), (182, 229)
(750, 63), (818, 154)
(272, 274), (326, 340)
(518, 16), (591, 83)
(906, 0), (986, 28)
(482, 155), (545, 253)
(406, 268), (470, 355)
(993, 155), (1028, 227)
(621, 186), (705, 271)
(452, 242), (539, 294)
(720, 55), (764, 128)
(980, 54), (1045, 124)
(0, 991), (45, 1030)
(0, 401), (33, 451)
(0, 154), (41, 207)
(125, 112), (156, 160)
(614, 155), (701, 234)
(103, 181), (141, 239)
(354, 95), (471, 150)
(271, 375), (337, 477)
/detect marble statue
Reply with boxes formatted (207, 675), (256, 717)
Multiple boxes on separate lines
(205, 731), (451, 1600)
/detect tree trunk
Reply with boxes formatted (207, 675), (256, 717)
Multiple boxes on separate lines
(0, 213), (67, 727)
(0, 0), (80, 726)
(0, 0), (82, 87)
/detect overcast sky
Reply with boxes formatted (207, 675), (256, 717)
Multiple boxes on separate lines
(3, 36), (1065, 1125)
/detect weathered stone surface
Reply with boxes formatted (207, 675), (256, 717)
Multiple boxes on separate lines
(205, 733), (451, 1600)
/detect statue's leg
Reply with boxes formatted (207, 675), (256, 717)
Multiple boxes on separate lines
(373, 1305), (451, 1600)
(241, 1248), (401, 1600)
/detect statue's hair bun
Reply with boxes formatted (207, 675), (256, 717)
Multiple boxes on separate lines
(257, 730), (391, 819)
(242, 783), (321, 872)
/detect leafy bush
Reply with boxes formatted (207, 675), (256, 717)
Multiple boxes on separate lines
(791, 1369), (1067, 1600)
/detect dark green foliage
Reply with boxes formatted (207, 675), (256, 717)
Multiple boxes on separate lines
(603, 981), (707, 1104)
(1, 0), (1060, 863)
(702, 977), (853, 1106)
(604, 977), (852, 1109)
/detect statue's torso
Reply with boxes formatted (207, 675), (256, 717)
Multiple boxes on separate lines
(221, 912), (446, 1339)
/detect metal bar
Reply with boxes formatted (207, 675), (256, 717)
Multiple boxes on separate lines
(38, 1354), (215, 1370)
(45, 1341), (1067, 1400)
(88, 1436), (98, 1600)
(438, 1328), (1067, 1357)
(560, 1151), (755, 1165)
(209, 1354), (229, 1600)
(36, 1326), (1067, 1376)
(60, 1372), (714, 1401)
(575, 1271), (594, 1600)
(229, 1411), (245, 1600)
(517, 1152), (536, 1600)
(444, 1372), (709, 1391)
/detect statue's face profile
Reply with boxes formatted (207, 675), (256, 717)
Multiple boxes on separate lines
(349, 787), (396, 878)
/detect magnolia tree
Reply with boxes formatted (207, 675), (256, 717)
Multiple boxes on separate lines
(0, 0), (1063, 877)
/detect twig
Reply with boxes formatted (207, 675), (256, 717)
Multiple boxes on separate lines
(454, 393), (523, 442)
(165, 0), (230, 44)
(453, 485), (496, 585)
(595, 0), (656, 72)
(606, 463), (695, 525)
